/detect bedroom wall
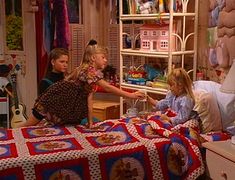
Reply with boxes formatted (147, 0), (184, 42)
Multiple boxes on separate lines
(68, 0), (120, 73)
(197, 0), (230, 83)
(0, 1), (37, 117)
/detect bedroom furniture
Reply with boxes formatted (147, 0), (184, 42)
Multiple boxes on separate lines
(119, 0), (198, 115)
(202, 140), (235, 180)
(193, 80), (235, 131)
(220, 59), (235, 94)
(93, 100), (121, 121)
(0, 116), (206, 179)
(0, 96), (10, 128)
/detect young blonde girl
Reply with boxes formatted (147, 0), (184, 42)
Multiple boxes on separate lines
(148, 68), (196, 126)
(16, 40), (144, 128)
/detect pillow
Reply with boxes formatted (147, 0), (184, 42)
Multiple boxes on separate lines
(193, 89), (222, 133)
(194, 80), (235, 130)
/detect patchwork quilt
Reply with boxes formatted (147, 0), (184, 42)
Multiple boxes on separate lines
(0, 115), (230, 180)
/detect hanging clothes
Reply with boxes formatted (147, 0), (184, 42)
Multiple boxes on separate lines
(52, 0), (70, 49)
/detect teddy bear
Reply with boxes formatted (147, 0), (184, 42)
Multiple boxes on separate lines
(0, 64), (12, 97)
(136, 0), (156, 14)
(208, 0), (225, 27)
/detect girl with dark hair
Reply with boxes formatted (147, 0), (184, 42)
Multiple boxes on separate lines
(38, 48), (69, 95)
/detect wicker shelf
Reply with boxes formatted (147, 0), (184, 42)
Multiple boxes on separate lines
(119, 0), (199, 115)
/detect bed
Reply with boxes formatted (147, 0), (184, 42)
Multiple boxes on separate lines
(0, 117), (230, 179)
(0, 80), (233, 180)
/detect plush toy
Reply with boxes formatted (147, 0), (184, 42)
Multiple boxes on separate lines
(208, 48), (218, 67)
(143, 64), (162, 81)
(137, 0), (156, 14)
(207, 27), (219, 67)
(209, 0), (218, 11)
(102, 64), (117, 84)
(0, 64), (12, 97)
(225, 0), (235, 12)
(208, 0), (225, 27)
(216, 0), (235, 67)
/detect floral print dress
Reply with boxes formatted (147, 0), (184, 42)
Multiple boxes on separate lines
(33, 64), (103, 125)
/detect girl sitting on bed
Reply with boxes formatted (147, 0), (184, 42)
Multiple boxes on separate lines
(147, 68), (197, 126)
(16, 40), (145, 128)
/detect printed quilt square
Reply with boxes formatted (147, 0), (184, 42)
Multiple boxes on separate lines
(153, 136), (201, 179)
(75, 121), (115, 133)
(0, 167), (24, 180)
(86, 124), (138, 147)
(35, 158), (90, 180)
(0, 143), (18, 160)
(99, 145), (153, 180)
(119, 117), (147, 124)
(0, 128), (13, 141)
(21, 126), (71, 139)
(135, 123), (161, 139)
(26, 138), (83, 155)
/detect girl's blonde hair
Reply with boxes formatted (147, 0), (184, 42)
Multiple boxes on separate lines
(81, 44), (108, 64)
(167, 68), (195, 101)
(65, 43), (108, 81)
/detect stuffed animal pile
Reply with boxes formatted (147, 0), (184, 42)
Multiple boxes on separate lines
(208, 0), (235, 68)
(217, 0), (235, 67)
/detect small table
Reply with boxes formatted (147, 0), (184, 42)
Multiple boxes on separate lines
(202, 140), (235, 180)
(0, 96), (10, 128)
(93, 100), (121, 121)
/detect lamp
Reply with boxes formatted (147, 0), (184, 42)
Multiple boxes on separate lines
(220, 59), (235, 93)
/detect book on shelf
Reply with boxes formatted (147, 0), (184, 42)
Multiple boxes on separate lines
(126, 0), (137, 14)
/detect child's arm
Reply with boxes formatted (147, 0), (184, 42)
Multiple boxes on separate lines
(168, 97), (194, 126)
(96, 79), (144, 99)
(147, 95), (158, 106)
(15, 115), (40, 128)
(160, 114), (172, 124)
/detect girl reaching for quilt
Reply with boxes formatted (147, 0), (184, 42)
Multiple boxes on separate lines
(147, 68), (198, 126)
(16, 40), (145, 128)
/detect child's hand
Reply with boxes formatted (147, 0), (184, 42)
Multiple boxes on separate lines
(147, 95), (157, 106)
(132, 91), (145, 99)
(88, 124), (100, 130)
(160, 114), (172, 124)
(87, 121), (93, 129)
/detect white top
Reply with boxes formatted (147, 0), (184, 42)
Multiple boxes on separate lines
(0, 77), (10, 92)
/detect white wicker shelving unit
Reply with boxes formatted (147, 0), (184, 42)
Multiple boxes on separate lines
(119, 0), (199, 115)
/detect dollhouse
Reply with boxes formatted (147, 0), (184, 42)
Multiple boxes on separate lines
(139, 23), (175, 52)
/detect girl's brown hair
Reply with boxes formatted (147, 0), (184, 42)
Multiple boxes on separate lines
(45, 48), (69, 76)
(167, 68), (195, 101)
